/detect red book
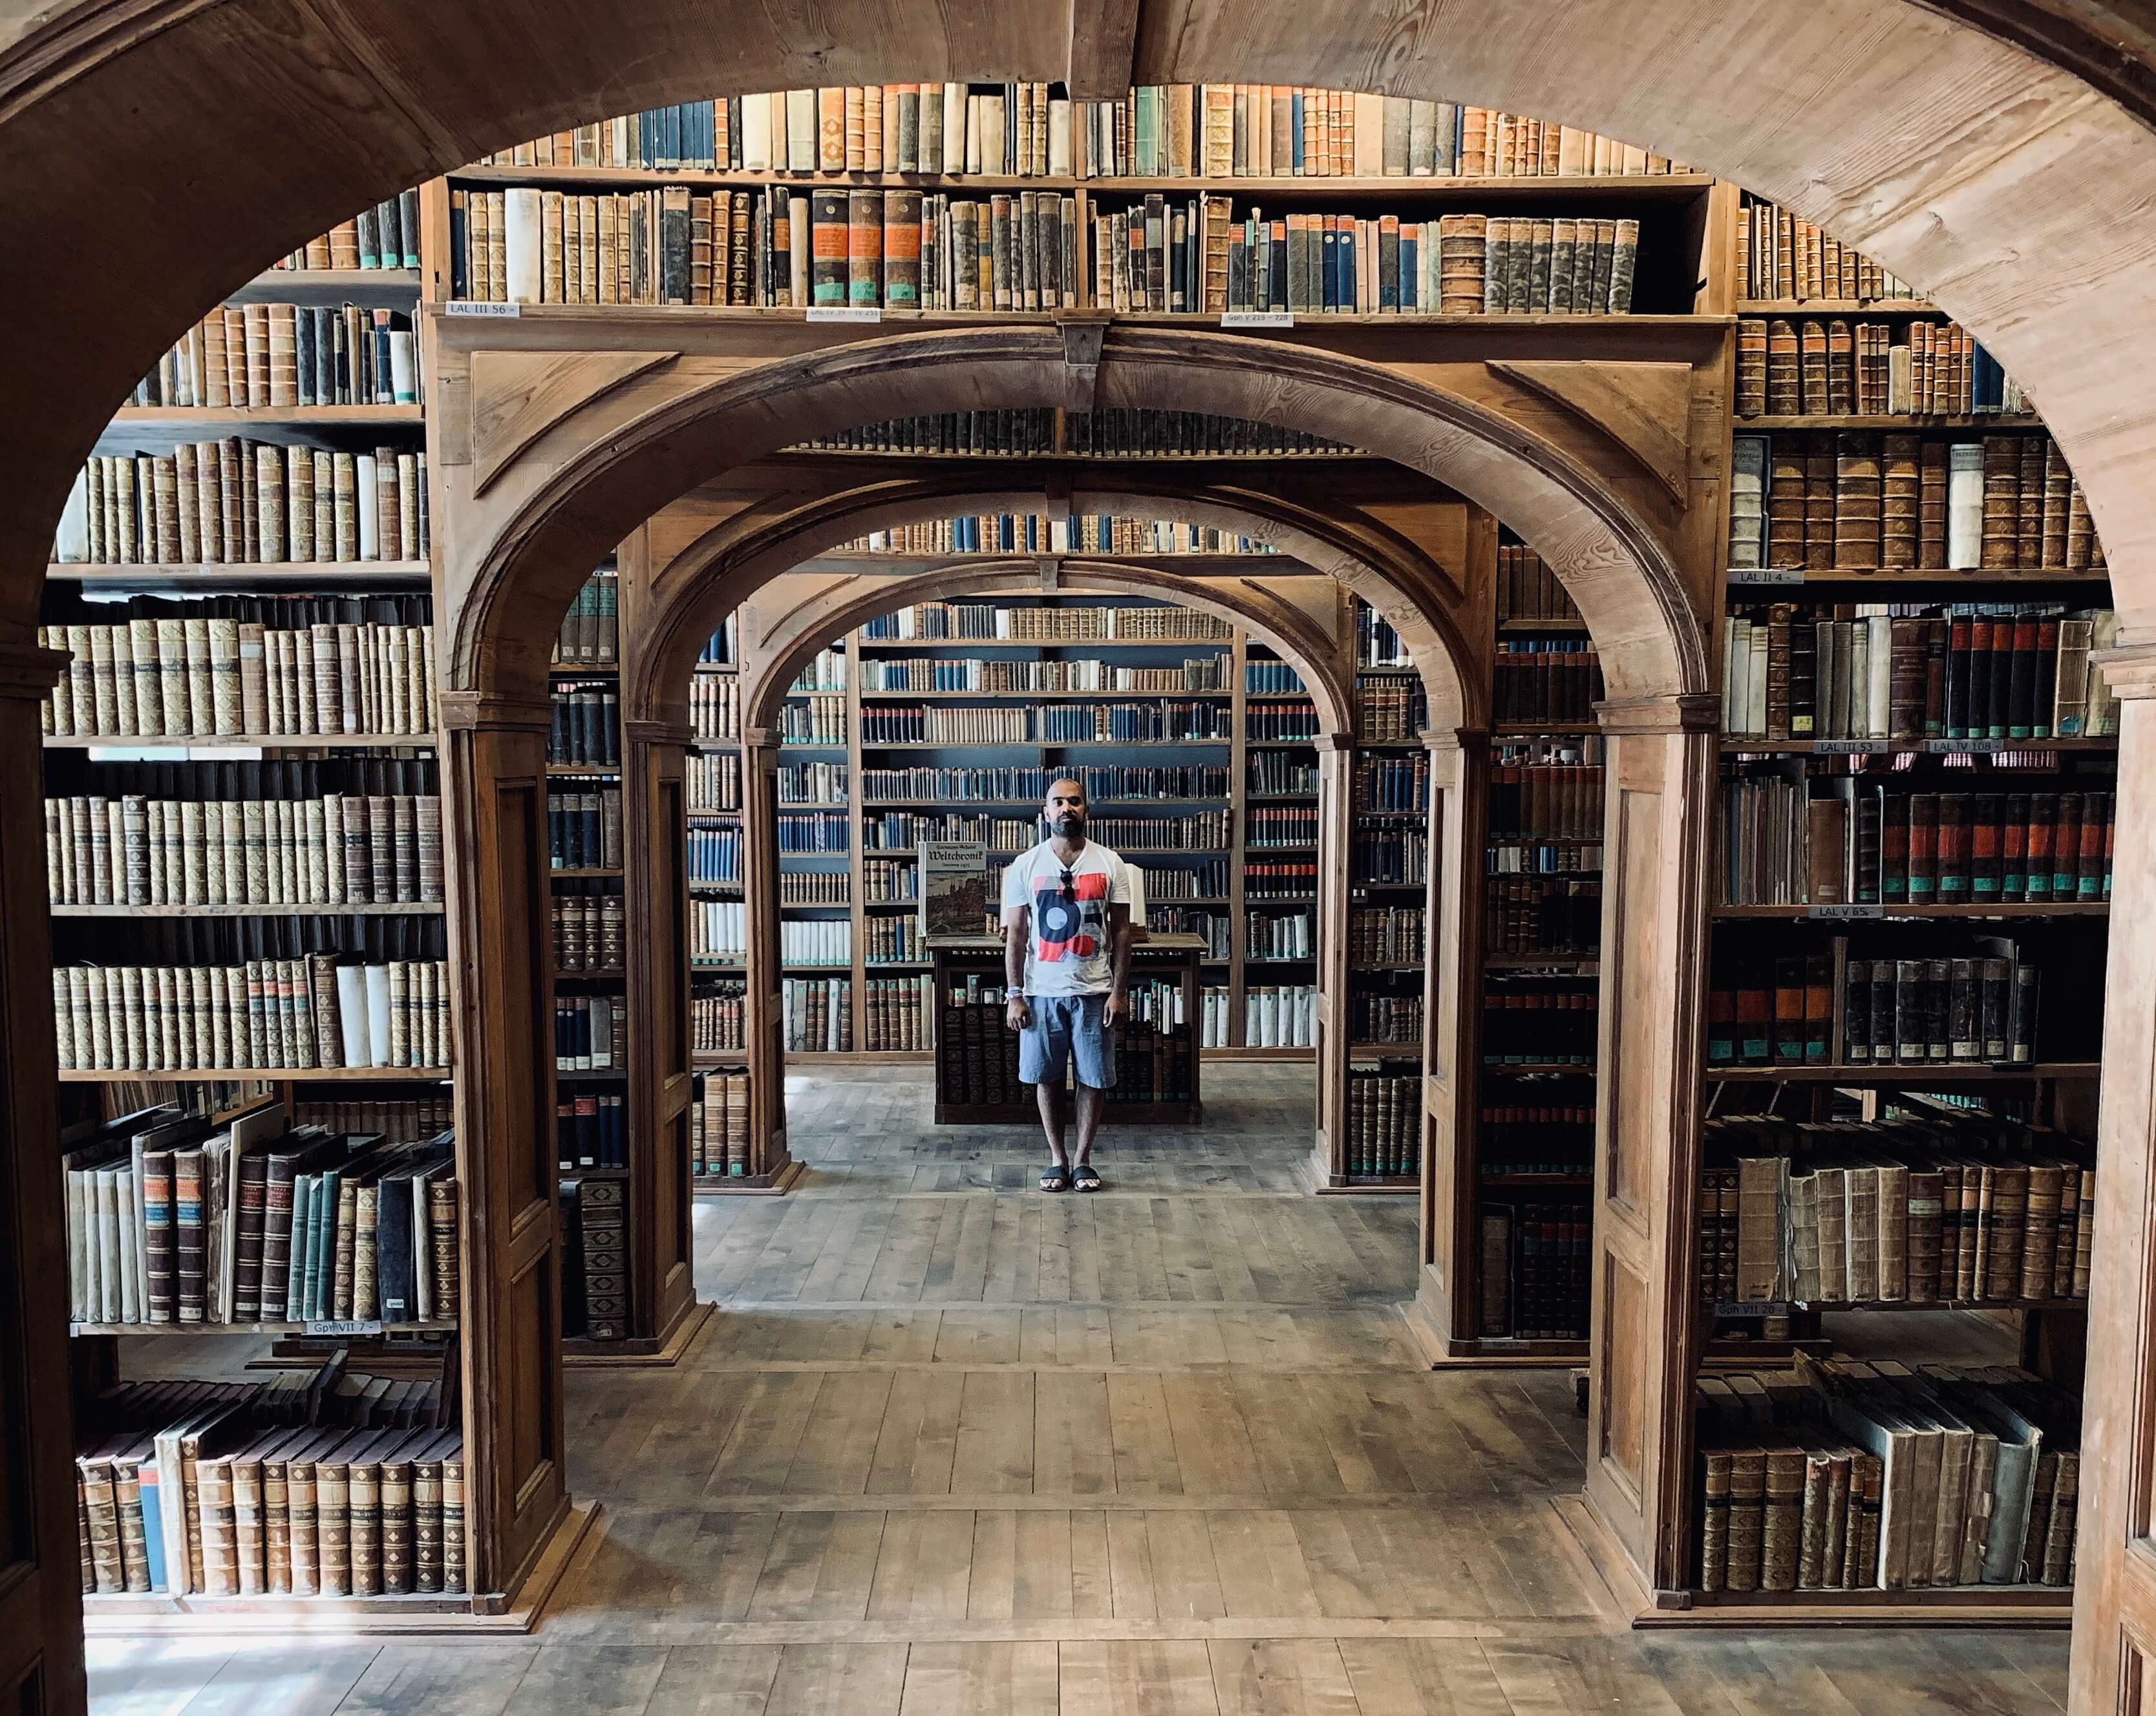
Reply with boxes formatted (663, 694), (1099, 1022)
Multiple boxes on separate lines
(1881, 796), (1911, 901)
(2025, 794), (2055, 902)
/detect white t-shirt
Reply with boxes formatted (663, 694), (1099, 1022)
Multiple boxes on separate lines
(1000, 839), (1133, 996)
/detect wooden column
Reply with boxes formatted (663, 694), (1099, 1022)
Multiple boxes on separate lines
(1307, 733), (1355, 1188)
(0, 642), (84, 1716)
(1575, 691), (1718, 1603)
(740, 726), (793, 1182)
(2073, 649), (2156, 1716)
(1405, 727), (1489, 1362)
(438, 690), (570, 1602)
(622, 718), (698, 1343)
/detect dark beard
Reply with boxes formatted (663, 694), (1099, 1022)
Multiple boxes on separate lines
(1052, 813), (1085, 838)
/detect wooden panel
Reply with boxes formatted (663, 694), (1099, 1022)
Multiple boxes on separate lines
(0, 670), (82, 1716)
(1605, 787), (1662, 1218)
(1598, 1253), (1647, 1498)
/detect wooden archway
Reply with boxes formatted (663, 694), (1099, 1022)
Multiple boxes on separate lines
(5, 8), (2156, 1709)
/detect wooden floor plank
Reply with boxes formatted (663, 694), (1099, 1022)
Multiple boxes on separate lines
(640, 1646), (784, 1716)
(899, 1643), (1060, 1716)
(1060, 1640), (1224, 1716)
(1206, 1638), (1360, 1716)
(763, 1644), (909, 1716)
(866, 1368), (966, 1496)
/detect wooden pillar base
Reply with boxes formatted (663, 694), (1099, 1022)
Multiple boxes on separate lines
(691, 1148), (803, 1196)
(563, 1296), (717, 1366)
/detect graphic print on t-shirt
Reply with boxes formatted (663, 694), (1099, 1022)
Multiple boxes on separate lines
(1032, 866), (1110, 967)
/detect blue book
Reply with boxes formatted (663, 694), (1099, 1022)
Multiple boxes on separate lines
(1400, 230), (1417, 310)
(1290, 92), (1304, 172)
(135, 1454), (169, 1591)
(284, 1174), (312, 1320)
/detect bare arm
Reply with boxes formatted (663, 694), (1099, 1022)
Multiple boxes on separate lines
(1104, 901), (1134, 1025)
(1002, 903), (1031, 1029)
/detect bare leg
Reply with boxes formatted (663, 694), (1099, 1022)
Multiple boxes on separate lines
(1036, 1081), (1069, 1165)
(1073, 1083), (1105, 1164)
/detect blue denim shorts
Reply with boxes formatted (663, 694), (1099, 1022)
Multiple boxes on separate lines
(1019, 993), (1116, 1089)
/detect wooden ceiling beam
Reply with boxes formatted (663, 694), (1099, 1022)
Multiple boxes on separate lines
(1067, 0), (1144, 98)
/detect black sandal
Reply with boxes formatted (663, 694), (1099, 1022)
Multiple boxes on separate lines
(1040, 1164), (1072, 1192)
(1072, 1163), (1102, 1193)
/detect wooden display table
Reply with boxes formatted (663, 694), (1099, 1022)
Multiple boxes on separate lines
(928, 932), (1206, 1126)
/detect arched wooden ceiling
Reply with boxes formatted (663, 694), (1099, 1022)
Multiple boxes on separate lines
(5, 0), (2153, 631)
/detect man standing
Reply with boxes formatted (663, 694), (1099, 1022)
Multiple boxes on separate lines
(1001, 777), (1133, 1192)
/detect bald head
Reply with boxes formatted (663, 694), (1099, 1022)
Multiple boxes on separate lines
(1044, 778), (1088, 841)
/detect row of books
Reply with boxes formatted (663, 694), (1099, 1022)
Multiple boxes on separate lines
(1488, 756), (1605, 839)
(863, 916), (923, 964)
(1349, 905), (1425, 964)
(859, 767), (1232, 804)
(860, 701), (1232, 744)
(691, 980), (745, 1051)
(1356, 756), (1430, 814)
(1246, 909), (1316, 960)
(1493, 643), (1605, 725)
(776, 695), (846, 745)
(1252, 756), (1317, 805)
(689, 674), (740, 742)
(692, 1070), (752, 1177)
(1738, 198), (1916, 305)
(1353, 828), (1429, 886)
(55, 445), (427, 568)
(1702, 1110), (2091, 1307)
(454, 183), (1081, 310)
(553, 569), (619, 665)
(1720, 779), (2115, 906)
(861, 859), (915, 903)
(42, 601), (437, 739)
(1483, 985), (1597, 1064)
(787, 648), (847, 692)
(778, 919), (850, 966)
(1497, 544), (1583, 625)
(555, 1090), (627, 1170)
(1479, 1205), (1590, 1339)
(791, 407), (1351, 460)
(776, 761), (847, 806)
(1244, 703), (1318, 742)
(840, 516), (1275, 556)
(47, 789), (442, 910)
(864, 976), (933, 1052)
(1358, 680), (1426, 743)
(1488, 842), (1603, 876)
(553, 894), (624, 971)
(132, 303), (419, 411)
(276, 191), (423, 271)
(548, 787), (622, 872)
(1480, 1104), (1594, 1175)
(295, 1097), (452, 1146)
(862, 814), (1051, 853)
(1095, 202), (1640, 316)
(1705, 939), (2042, 1067)
(1152, 910), (1229, 958)
(75, 1373), (464, 1599)
(1694, 1357), (2078, 1592)
(687, 826), (742, 883)
(1736, 319), (2024, 419)
(1246, 806), (1318, 847)
(1357, 609), (1415, 670)
(55, 957), (450, 1073)
(1347, 1070), (1420, 1177)
(778, 872), (847, 905)
(859, 655), (1228, 694)
(862, 601), (1236, 642)
(548, 686), (621, 765)
(1485, 877), (1601, 956)
(1728, 433), (2104, 574)
(1720, 607), (2119, 742)
(784, 977), (851, 1053)
(553, 994), (625, 1071)
(1352, 994), (1424, 1045)
(559, 1176), (626, 1340)
(65, 1104), (458, 1328)
(687, 751), (741, 810)
(775, 812), (850, 852)
(1246, 859), (1319, 900)
(484, 86), (1676, 184)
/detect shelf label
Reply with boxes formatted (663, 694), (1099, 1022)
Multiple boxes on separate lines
(444, 300), (521, 317)
(807, 305), (883, 323)
(1714, 1302), (1791, 1318)
(304, 1318), (384, 1336)
(1727, 568), (1804, 587)
(1221, 310), (1294, 329)
(1478, 1336), (1528, 1351)
(1812, 739), (1887, 755)
(1808, 903), (1884, 921)
(1928, 737), (2007, 754)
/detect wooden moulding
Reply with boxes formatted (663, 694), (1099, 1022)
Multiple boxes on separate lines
(691, 1154), (805, 1197)
(562, 1296), (715, 1367)
(81, 1499), (604, 1636)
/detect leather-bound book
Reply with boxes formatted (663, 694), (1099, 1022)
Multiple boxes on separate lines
(1804, 952), (1834, 1062)
(1699, 1449), (1733, 1592)
(1773, 957), (1807, 1063)
(846, 189), (884, 308)
(884, 189), (923, 309)
(1906, 1168), (1945, 1303)
(1767, 435), (1807, 565)
(687, 193), (714, 305)
(1833, 433), (1883, 569)
(1843, 960), (1873, 1060)
(1797, 319), (1828, 413)
(1804, 433), (1837, 568)
(1918, 439), (1949, 567)
(1735, 319), (1768, 416)
(1766, 319), (1800, 413)
(1980, 435), (2021, 568)
(1825, 319), (1855, 413)
(1725, 1446), (1767, 1592)
(1881, 434), (1919, 567)
(2017, 436), (2047, 567)
(1934, 794), (1969, 902)
(1762, 1446), (1807, 1592)
(1875, 1161), (1909, 1300)
(1806, 795), (1847, 903)
(1905, 793), (1939, 902)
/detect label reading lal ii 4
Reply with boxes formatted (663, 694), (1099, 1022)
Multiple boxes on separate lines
(1726, 568), (1804, 587)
